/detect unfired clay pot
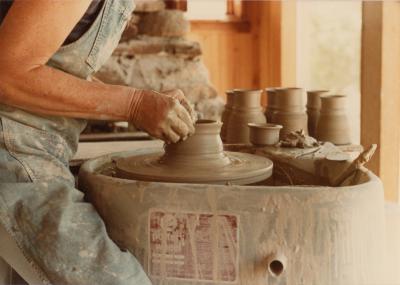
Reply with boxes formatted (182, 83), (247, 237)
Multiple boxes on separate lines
(225, 89), (266, 144)
(220, 90), (235, 142)
(316, 95), (351, 145)
(248, 123), (283, 146)
(265, 88), (277, 123)
(306, 90), (328, 137)
(116, 120), (273, 184)
(272, 88), (308, 139)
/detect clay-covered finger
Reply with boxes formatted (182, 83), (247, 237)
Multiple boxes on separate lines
(164, 89), (197, 122)
(169, 114), (190, 138)
(163, 127), (181, 144)
(175, 104), (195, 134)
(180, 98), (197, 123)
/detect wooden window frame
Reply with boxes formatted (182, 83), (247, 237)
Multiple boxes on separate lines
(227, 0), (243, 19)
(165, 0), (187, 11)
(361, 1), (400, 202)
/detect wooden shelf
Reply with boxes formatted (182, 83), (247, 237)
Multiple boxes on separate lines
(79, 132), (151, 142)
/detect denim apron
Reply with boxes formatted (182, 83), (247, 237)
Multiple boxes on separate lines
(0, 0), (151, 284)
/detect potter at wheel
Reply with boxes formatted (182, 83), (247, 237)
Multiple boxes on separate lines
(116, 120), (273, 184)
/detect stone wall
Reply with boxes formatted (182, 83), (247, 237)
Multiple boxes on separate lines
(95, 0), (223, 120)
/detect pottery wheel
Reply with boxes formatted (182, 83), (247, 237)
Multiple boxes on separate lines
(115, 120), (273, 185)
(115, 151), (273, 185)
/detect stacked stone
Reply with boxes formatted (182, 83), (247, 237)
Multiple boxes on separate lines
(95, 0), (223, 120)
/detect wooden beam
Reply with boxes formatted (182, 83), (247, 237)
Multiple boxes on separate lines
(190, 19), (251, 33)
(258, 1), (297, 89)
(188, 1), (297, 102)
(280, 1), (297, 87)
(361, 2), (400, 202)
(257, 1), (280, 88)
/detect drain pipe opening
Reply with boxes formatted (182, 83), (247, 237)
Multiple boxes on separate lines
(266, 253), (287, 277)
(269, 260), (284, 277)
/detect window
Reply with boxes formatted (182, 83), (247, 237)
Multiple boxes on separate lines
(187, 0), (227, 20)
(166, 0), (242, 20)
(297, 1), (362, 143)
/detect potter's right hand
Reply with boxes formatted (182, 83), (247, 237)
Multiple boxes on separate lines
(127, 89), (196, 143)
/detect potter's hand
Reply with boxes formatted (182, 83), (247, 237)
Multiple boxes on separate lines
(127, 89), (196, 143)
(163, 89), (198, 122)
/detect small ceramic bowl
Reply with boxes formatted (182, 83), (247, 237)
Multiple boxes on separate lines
(248, 123), (283, 146)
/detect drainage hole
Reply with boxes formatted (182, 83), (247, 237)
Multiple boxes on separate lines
(269, 260), (284, 277)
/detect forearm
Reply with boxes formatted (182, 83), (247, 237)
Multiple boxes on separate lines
(0, 0), (195, 144)
(0, 63), (134, 121)
(0, 0), (135, 121)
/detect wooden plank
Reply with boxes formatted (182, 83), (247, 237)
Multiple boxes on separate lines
(245, 0), (297, 91)
(258, 1), (281, 89)
(188, 23), (256, 98)
(280, 1), (297, 87)
(188, 1), (296, 102)
(79, 132), (151, 142)
(361, 1), (400, 202)
(73, 140), (163, 163)
(190, 19), (251, 33)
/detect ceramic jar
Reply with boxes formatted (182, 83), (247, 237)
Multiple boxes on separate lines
(306, 90), (328, 137)
(316, 95), (351, 145)
(265, 88), (277, 123)
(225, 89), (266, 144)
(272, 88), (308, 139)
(220, 90), (235, 142)
(248, 123), (283, 146)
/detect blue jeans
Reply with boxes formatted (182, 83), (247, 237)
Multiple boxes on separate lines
(0, 0), (151, 283)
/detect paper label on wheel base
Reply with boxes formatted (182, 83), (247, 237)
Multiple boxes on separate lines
(149, 210), (239, 283)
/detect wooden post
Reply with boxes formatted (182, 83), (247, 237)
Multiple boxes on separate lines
(257, 1), (297, 89)
(227, 0), (242, 17)
(250, 1), (296, 107)
(361, 2), (400, 202)
(280, 1), (297, 87)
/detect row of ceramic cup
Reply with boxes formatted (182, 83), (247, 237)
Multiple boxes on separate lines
(221, 88), (351, 145)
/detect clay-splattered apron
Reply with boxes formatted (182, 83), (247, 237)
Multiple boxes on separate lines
(0, 0), (152, 284)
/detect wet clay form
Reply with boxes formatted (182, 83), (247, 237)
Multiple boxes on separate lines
(116, 120), (273, 184)
(316, 95), (351, 145)
(278, 129), (320, 148)
(248, 123), (282, 146)
(220, 90), (235, 142)
(272, 88), (308, 139)
(306, 90), (328, 137)
(265, 88), (277, 123)
(225, 89), (266, 144)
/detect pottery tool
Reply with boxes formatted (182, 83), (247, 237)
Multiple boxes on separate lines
(278, 129), (320, 149)
(332, 144), (377, 186)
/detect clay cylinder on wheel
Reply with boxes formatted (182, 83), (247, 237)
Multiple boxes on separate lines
(316, 95), (351, 145)
(272, 88), (308, 139)
(163, 120), (229, 167)
(225, 89), (266, 144)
